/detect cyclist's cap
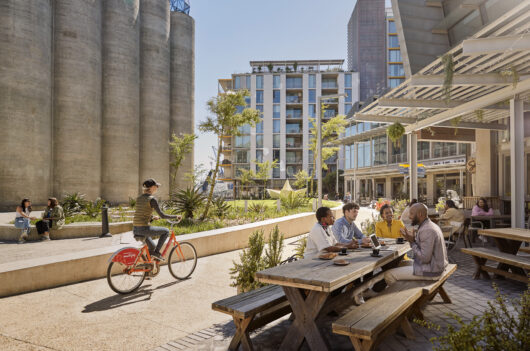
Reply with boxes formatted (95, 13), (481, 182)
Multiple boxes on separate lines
(142, 178), (161, 188)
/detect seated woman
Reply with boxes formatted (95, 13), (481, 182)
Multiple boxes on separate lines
(472, 197), (494, 216)
(439, 199), (464, 233)
(14, 198), (36, 243)
(36, 197), (65, 241)
(375, 204), (405, 239)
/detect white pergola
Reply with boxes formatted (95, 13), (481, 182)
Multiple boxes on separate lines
(348, 1), (530, 228)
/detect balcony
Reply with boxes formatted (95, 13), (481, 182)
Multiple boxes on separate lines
(286, 109), (303, 119)
(286, 166), (303, 178)
(286, 93), (302, 104)
(323, 109), (337, 118)
(286, 123), (302, 134)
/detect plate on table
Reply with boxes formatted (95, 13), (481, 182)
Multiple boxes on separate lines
(318, 252), (337, 260)
(333, 259), (350, 266)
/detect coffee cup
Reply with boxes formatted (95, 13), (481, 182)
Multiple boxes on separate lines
(372, 248), (379, 255)
(340, 247), (347, 255)
(396, 237), (404, 244)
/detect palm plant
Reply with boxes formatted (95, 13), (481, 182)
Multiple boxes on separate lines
(281, 192), (309, 210)
(84, 198), (106, 218)
(248, 202), (267, 214)
(168, 186), (205, 219)
(212, 196), (230, 218)
(61, 192), (88, 217)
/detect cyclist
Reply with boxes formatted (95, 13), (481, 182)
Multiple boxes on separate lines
(133, 178), (181, 261)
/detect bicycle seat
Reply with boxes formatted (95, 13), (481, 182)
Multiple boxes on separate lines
(134, 235), (146, 243)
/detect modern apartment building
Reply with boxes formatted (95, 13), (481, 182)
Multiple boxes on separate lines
(218, 60), (359, 196)
(340, 0), (527, 207)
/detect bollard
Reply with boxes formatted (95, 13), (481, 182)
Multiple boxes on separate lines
(100, 205), (112, 238)
(312, 198), (317, 211)
(277, 199), (281, 211)
(244, 200), (248, 213)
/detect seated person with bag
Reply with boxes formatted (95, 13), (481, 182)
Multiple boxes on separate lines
(36, 197), (65, 241)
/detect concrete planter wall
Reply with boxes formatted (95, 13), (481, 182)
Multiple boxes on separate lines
(0, 207), (342, 297)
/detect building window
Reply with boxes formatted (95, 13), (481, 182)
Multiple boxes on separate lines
(345, 104), (352, 115)
(273, 90), (280, 103)
(256, 105), (264, 116)
(308, 104), (316, 117)
(235, 135), (250, 148)
(256, 135), (263, 148)
(388, 20), (396, 33)
(345, 145), (350, 169)
(388, 35), (399, 48)
(433, 142), (457, 158)
(388, 49), (402, 62)
(256, 149), (263, 163)
(373, 135), (387, 166)
(273, 149), (280, 160)
(273, 135), (281, 148)
(321, 78), (337, 89)
(418, 141), (430, 160)
(388, 78), (403, 88)
(246, 75), (251, 89)
(256, 120), (263, 133)
(234, 76), (241, 90)
(357, 141), (370, 168)
(235, 165), (250, 177)
(256, 90), (264, 104)
(308, 74), (316, 88)
(308, 89), (316, 103)
(256, 75), (263, 89)
(286, 77), (302, 89)
(388, 64), (404, 77)
(345, 89), (352, 103)
(238, 124), (250, 134)
(273, 120), (281, 133)
(390, 136), (407, 163)
(273, 105), (280, 118)
(235, 150), (249, 164)
(459, 143), (469, 155)
(273, 75), (281, 89)
(273, 167), (280, 178)
(344, 73), (352, 87)
(286, 108), (302, 119)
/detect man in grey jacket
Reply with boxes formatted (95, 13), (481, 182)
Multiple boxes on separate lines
(384, 203), (448, 285)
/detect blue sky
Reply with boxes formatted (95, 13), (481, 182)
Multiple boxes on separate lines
(192, 0), (377, 170)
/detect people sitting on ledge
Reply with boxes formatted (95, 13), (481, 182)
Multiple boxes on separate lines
(472, 197), (494, 216)
(304, 206), (357, 259)
(36, 197), (65, 241)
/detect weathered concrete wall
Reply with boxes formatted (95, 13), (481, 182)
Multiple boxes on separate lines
(101, 0), (141, 203)
(170, 12), (195, 192)
(0, 0), (53, 210)
(140, 0), (171, 199)
(53, 0), (102, 199)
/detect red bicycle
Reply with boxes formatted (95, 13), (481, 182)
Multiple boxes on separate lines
(107, 220), (197, 294)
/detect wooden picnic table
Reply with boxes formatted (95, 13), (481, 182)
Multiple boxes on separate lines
(255, 242), (410, 351)
(478, 228), (530, 279)
(468, 214), (512, 229)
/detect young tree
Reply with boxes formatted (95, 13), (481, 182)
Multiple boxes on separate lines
(308, 103), (347, 195)
(199, 90), (260, 220)
(253, 159), (278, 199)
(169, 133), (197, 192)
(238, 168), (254, 199)
(293, 169), (310, 190)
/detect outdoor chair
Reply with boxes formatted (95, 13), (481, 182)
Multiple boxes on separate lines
(467, 220), (485, 248)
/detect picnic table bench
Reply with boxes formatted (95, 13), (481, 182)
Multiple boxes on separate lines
(461, 228), (530, 283)
(211, 285), (291, 350)
(332, 264), (456, 351)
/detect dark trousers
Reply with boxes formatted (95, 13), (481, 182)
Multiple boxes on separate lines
(36, 220), (52, 234)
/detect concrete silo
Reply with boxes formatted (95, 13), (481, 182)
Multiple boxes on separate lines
(0, 0), (53, 210)
(53, 0), (102, 200)
(139, 0), (171, 199)
(170, 11), (195, 192)
(101, 0), (140, 203)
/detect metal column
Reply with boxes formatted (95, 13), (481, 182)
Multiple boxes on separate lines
(408, 133), (418, 202)
(510, 98), (525, 228)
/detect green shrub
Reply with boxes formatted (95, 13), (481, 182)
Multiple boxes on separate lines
(294, 237), (307, 259)
(281, 193), (309, 210)
(61, 192), (88, 217)
(84, 198), (106, 218)
(212, 196), (230, 218)
(360, 213), (380, 236)
(128, 196), (136, 209)
(435, 199), (446, 213)
(167, 186), (205, 219)
(230, 225), (285, 293)
(248, 202), (267, 214)
(416, 283), (529, 351)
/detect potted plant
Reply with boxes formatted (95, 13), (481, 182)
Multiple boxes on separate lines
(267, 63), (273, 72)
(386, 122), (405, 147)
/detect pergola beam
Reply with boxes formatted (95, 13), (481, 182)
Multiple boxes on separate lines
(437, 121), (508, 130)
(378, 97), (530, 110)
(410, 73), (530, 86)
(405, 77), (530, 132)
(463, 33), (530, 54)
(354, 113), (417, 124)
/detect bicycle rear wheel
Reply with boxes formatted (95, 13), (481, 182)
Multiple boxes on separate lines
(107, 261), (146, 294)
(168, 242), (197, 280)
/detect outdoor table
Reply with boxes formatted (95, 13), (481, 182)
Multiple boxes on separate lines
(469, 214), (511, 229)
(255, 242), (410, 351)
(478, 228), (530, 278)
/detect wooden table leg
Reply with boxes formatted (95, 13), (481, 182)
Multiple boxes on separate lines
(229, 316), (254, 351)
(280, 287), (329, 351)
(471, 256), (490, 280)
(492, 238), (526, 277)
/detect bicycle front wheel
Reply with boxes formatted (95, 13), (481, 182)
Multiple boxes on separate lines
(168, 242), (197, 280)
(107, 261), (146, 294)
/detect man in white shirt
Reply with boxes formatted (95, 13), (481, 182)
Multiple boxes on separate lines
(305, 207), (357, 259)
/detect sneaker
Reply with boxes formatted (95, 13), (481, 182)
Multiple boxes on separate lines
(40, 235), (51, 241)
(354, 294), (365, 305)
(151, 252), (164, 261)
(18, 233), (28, 244)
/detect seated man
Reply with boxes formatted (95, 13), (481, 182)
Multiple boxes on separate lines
(384, 203), (448, 285)
(304, 207), (357, 259)
(332, 202), (371, 246)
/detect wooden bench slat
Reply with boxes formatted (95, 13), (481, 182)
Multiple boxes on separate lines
(421, 264), (457, 295)
(461, 247), (530, 270)
(333, 280), (424, 338)
(212, 285), (287, 318)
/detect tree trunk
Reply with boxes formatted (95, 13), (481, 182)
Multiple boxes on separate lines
(201, 136), (222, 220)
